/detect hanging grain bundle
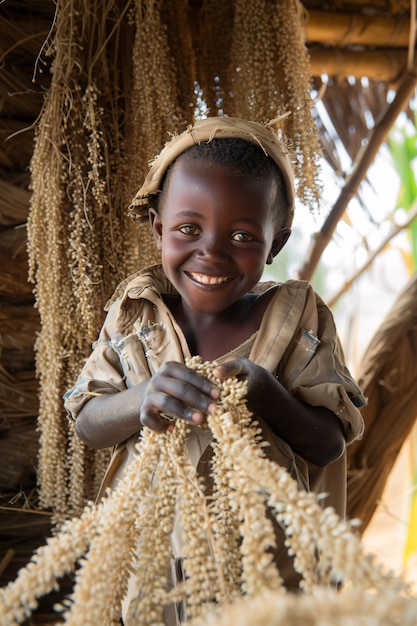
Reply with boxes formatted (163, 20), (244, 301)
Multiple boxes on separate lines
(197, 0), (235, 114)
(223, 0), (322, 208)
(225, 0), (277, 120)
(160, 0), (196, 117)
(0, 360), (414, 625)
(124, 0), (195, 272)
(27, 0), (139, 517)
(270, 0), (322, 208)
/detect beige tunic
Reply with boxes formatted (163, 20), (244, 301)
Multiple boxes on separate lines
(64, 264), (365, 619)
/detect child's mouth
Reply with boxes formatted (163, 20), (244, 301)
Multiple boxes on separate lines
(188, 272), (230, 286)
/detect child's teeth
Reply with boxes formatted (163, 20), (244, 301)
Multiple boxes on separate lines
(192, 273), (228, 285)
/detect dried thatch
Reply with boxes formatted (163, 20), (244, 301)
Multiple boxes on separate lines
(0, 180), (30, 226)
(0, 121), (34, 170)
(0, 6), (49, 612)
(0, 227), (32, 299)
(347, 272), (417, 529)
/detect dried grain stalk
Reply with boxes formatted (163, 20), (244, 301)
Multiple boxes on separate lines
(124, 0), (194, 271)
(26, 0), (196, 519)
(27, 0), (138, 516)
(0, 360), (413, 625)
(198, 0), (322, 208)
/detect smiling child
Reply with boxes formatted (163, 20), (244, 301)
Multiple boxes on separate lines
(64, 116), (365, 624)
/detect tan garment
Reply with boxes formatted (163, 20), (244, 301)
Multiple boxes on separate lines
(64, 264), (365, 619)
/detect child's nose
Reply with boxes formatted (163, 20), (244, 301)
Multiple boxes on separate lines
(198, 232), (229, 259)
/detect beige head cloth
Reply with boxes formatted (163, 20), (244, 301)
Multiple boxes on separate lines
(128, 116), (295, 228)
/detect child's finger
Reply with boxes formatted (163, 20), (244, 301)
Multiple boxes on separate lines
(140, 376), (219, 428)
(140, 395), (210, 431)
(212, 359), (248, 380)
(158, 361), (220, 400)
(153, 376), (218, 417)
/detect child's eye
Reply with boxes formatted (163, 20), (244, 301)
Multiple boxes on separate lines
(232, 231), (255, 242)
(178, 224), (199, 236)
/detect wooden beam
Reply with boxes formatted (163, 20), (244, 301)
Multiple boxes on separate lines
(309, 47), (408, 81)
(305, 9), (410, 48)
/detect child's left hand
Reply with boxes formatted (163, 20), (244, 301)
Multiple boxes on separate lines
(212, 358), (275, 415)
(213, 357), (346, 467)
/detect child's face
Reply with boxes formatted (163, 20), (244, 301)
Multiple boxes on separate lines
(150, 157), (290, 315)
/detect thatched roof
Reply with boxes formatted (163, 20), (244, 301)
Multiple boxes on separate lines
(0, 1), (416, 622)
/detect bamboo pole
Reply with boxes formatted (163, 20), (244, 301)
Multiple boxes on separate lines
(305, 9), (410, 48)
(297, 68), (417, 282)
(309, 47), (408, 81)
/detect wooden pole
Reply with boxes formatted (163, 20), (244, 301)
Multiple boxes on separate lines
(297, 68), (417, 282)
(305, 9), (410, 48)
(309, 47), (408, 81)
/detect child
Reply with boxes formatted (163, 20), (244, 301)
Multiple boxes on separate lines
(64, 116), (365, 622)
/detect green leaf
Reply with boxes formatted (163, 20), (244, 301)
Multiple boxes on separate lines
(388, 121), (417, 270)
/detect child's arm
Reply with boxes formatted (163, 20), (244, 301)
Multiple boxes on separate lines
(213, 359), (345, 467)
(75, 362), (219, 449)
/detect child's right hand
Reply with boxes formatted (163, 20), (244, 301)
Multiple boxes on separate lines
(140, 362), (220, 432)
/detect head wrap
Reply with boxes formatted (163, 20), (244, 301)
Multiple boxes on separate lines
(128, 116), (295, 228)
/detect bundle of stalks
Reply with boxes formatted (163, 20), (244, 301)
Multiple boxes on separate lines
(0, 359), (414, 626)
(26, 0), (141, 517)
(197, 0), (322, 208)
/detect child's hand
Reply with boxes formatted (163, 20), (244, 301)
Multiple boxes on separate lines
(140, 362), (220, 432)
(212, 358), (275, 414)
(213, 358), (346, 466)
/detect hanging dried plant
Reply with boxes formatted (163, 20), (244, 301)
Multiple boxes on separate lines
(270, 0), (323, 208)
(27, 0), (195, 519)
(198, 0), (322, 208)
(124, 0), (195, 271)
(27, 0), (137, 516)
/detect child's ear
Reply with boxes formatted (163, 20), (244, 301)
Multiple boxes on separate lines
(267, 227), (291, 264)
(149, 208), (163, 250)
